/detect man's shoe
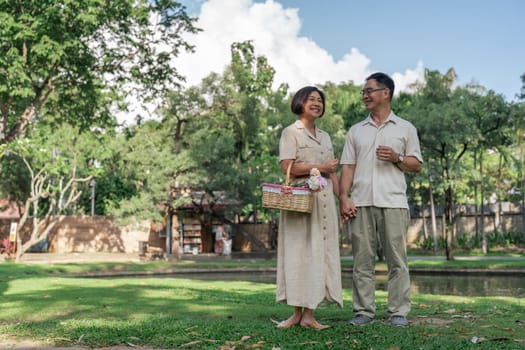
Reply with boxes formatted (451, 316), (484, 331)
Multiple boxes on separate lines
(349, 315), (374, 325)
(390, 315), (408, 327)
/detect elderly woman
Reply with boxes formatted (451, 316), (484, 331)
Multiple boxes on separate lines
(275, 86), (343, 330)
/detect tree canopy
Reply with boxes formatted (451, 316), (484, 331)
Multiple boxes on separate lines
(0, 0), (199, 144)
(0, 2), (524, 259)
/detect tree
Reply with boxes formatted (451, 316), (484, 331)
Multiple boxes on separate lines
(515, 74), (525, 230)
(0, 0), (199, 144)
(99, 41), (282, 243)
(1, 124), (99, 261)
(174, 41), (283, 211)
(405, 68), (475, 260)
(464, 90), (513, 253)
(105, 120), (189, 225)
(321, 82), (360, 156)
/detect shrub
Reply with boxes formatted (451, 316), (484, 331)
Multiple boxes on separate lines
(415, 235), (447, 250)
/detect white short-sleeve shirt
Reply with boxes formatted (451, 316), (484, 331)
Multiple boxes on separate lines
(340, 111), (423, 209)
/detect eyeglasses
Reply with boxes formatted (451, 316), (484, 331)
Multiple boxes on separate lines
(360, 88), (387, 96)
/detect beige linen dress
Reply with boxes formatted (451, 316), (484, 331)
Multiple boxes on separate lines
(276, 120), (343, 309)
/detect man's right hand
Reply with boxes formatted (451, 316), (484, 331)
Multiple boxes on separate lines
(340, 197), (357, 223)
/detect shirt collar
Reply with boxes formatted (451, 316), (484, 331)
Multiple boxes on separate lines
(293, 119), (324, 142)
(363, 111), (400, 126)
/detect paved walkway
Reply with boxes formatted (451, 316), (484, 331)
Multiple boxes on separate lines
(15, 251), (286, 264)
(18, 252), (145, 264)
(0, 339), (151, 350)
(16, 251), (525, 264)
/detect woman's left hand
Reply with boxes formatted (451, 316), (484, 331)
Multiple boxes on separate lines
(323, 159), (339, 174)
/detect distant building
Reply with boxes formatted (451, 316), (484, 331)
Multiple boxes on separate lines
(0, 198), (22, 220)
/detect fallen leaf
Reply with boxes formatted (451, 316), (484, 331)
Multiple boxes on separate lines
(424, 333), (441, 337)
(181, 340), (201, 347)
(53, 338), (72, 342)
(246, 341), (266, 348)
(300, 341), (320, 345)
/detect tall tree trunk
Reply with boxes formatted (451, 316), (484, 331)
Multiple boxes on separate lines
(420, 186), (428, 240)
(495, 153), (504, 239)
(517, 129), (525, 240)
(429, 184), (438, 254)
(444, 186), (455, 260)
(473, 152), (479, 238)
(480, 153), (487, 254)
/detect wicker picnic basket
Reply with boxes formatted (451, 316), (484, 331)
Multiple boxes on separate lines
(261, 162), (313, 213)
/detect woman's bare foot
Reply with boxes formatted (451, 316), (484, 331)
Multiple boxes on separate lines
(300, 319), (330, 330)
(276, 313), (302, 329)
(300, 308), (329, 329)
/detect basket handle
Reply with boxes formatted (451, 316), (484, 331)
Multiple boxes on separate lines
(285, 160), (294, 187)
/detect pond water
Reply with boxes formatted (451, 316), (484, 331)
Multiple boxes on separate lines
(165, 272), (525, 298)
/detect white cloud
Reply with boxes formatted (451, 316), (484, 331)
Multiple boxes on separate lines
(117, 0), (424, 124)
(176, 0), (378, 91)
(175, 0), (423, 94)
(391, 61), (425, 95)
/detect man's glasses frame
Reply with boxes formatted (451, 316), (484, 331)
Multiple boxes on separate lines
(360, 88), (387, 96)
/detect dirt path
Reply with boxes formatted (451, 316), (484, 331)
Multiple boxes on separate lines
(0, 338), (160, 350)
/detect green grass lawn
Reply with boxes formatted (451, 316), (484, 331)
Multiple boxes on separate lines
(0, 259), (524, 349)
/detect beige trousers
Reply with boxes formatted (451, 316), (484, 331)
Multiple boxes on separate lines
(350, 206), (411, 318)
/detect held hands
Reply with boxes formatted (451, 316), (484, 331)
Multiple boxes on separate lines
(376, 145), (398, 163)
(340, 198), (357, 223)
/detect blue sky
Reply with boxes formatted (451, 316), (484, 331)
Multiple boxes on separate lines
(176, 0), (524, 101)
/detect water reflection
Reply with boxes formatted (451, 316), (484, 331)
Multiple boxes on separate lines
(402, 274), (525, 298)
(166, 272), (525, 297)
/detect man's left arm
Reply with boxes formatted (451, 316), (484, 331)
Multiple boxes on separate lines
(398, 125), (423, 173)
(396, 155), (422, 173)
